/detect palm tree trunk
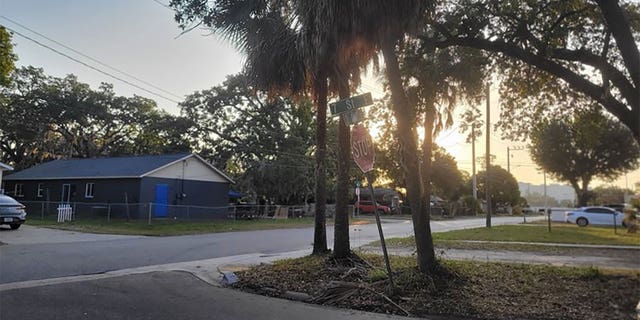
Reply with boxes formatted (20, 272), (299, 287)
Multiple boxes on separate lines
(382, 38), (436, 272)
(313, 75), (329, 255)
(333, 80), (351, 258)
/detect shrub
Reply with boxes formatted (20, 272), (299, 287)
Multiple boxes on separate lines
(622, 207), (638, 233)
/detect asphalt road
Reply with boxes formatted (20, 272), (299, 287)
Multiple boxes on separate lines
(1, 271), (437, 320)
(0, 216), (536, 284)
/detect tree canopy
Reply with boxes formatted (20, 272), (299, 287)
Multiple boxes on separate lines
(427, 0), (640, 141)
(529, 110), (640, 206)
(591, 185), (633, 205)
(0, 26), (16, 87)
(475, 165), (521, 208)
(0, 66), (192, 169)
(180, 73), (318, 204)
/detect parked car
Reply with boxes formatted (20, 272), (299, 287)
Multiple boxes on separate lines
(564, 206), (624, 227)
(603, 204), (625, 213)
(354, 200), (391, 214)
(0, 194), (27, 230)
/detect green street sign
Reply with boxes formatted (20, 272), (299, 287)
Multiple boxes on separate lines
(329, 92), (373, 116)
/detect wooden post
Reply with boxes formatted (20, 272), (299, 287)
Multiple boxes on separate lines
(148, 203), (152, 225)
(124, 192), (131, 222)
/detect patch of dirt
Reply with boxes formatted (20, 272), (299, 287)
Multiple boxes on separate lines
(234, 254), (640, 320)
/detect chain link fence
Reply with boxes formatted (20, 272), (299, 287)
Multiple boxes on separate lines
(19, 200), (313, 225)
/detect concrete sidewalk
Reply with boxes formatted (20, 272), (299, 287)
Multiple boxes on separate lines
(443, 239), (640, 250)
(0, 271), (442, 320)
(360, 244), (640, 270)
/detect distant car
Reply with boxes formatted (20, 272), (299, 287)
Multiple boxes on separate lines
(522, 207), (534, 215)
(0, 194), (27, 230)
(565, 206), (624, 227)
(354, 201), (391, 215)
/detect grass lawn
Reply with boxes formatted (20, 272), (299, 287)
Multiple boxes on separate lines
(26, 217), (369, 236)
(381, 223), (640, 247)
(235, 254), (640, 320)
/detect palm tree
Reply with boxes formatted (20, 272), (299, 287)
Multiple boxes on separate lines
(295, 1), (379, 259)
(170, 0), (332, 254)
(400, 41), (488, 243)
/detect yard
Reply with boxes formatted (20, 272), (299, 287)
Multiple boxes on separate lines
(234, 253), (640, 320)
(380, 223), (640, 248)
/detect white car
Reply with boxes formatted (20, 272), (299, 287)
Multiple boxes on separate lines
(565, 206), (624, 227)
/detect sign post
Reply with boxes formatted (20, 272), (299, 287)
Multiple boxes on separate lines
(354, 180), (360, 218)
(351, 124), (394, 286)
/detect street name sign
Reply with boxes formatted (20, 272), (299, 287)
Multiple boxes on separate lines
(329, 92), (373, 116)
(351, 124), (375, 173)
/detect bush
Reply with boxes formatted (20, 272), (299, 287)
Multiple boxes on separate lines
(512, 205), (523, 215)
(622, 208), (638, 233)
(460, 195), (482, 215)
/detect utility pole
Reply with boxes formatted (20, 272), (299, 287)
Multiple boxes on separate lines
(485, 84), (491, 228)
(544, 170), (550, 232)
(507, 146), (510, 174)
(625, 173), (630, 203)
(507, 146), (525, 174)
(472, 126), (477, 202)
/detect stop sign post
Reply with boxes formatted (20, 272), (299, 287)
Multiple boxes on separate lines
(350, 124), (394, 286)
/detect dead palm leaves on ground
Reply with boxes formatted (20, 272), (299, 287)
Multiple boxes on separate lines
(313, 280), (411, 316)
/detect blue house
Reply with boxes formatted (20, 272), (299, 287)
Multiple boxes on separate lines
(2, 153), (234, 219)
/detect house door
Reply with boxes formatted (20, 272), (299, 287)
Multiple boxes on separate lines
(61, 184), (71, 203)
(154, 184), (169, 217)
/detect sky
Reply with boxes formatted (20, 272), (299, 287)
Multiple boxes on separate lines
(1, 0), (638, 191)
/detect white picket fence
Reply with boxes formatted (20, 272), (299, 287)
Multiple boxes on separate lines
(57, 204), (73, 222)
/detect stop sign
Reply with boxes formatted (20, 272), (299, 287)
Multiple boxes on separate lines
(351, 124), (375, 173)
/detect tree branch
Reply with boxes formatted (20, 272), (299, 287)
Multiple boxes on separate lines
(595, 0), (640, 88)
(431, 35), (639, 140)
(549, 47), (637, 107)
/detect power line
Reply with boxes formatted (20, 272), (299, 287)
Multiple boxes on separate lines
(2, 25), (181, 104)
(0, 15), (183, 100)
(151, 0), (172, 10)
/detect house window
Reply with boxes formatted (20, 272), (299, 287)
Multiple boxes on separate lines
(37, 183), (44, 198)
(85, 183), (95, 198)
(14, 184), (24, 197)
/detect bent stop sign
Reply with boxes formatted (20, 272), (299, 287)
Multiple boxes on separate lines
(351, 124), (375, 173)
